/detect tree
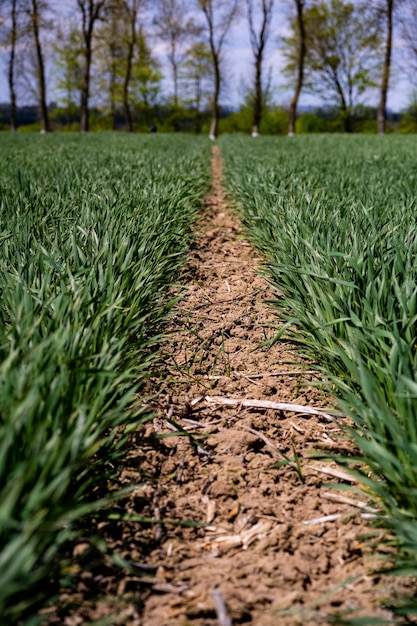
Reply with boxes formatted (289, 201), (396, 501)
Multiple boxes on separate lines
(76, 0), (108, 132)
(94, 7), (159, 131)
(287, 0), (307, 135)
(23, 0), (50, 132)
(9, 0), (19, 131)
(399, 2), (417, 88)
(362, 0), (398, 134)
(180, 41), (213, 131)
(377, 0), (394, 134)
(246, 0), (275, 137)
(131, 28), (163, 127)
(300, 0), (381, 132)
(154, 0), (200, 108)
(2, 0), (19, 131)
(197, 0), (240, 139)
(118, 0), (144, 132)
(53, 27), (84, 125)
(94, 5), (125, 128)
(399, 90), (417, 133)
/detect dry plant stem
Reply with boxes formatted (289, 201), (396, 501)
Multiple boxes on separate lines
(322, 491), (372, 511)
(203, 369), (318, 380)
(303, 513), (342, 525)
(153, 488), (163, 542)
(205, 394), (338, 421)
(240, 425), (299, 470)
(193, 290), (261, 309)
(307, 464), (358, 483)
(164, 418), (211, 457)
(211, 588), (232, 626)
(237, 369), (318, 378)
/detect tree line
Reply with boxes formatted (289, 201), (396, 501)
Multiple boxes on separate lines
(0, 0), (416, 136)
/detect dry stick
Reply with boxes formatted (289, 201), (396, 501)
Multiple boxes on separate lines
(153, 489), (163, 542)
(211, 588), (233, 626)
(199, 261), (245, 267)
(307, 464), (357, 483)
(242, 376), (264, 387)
(236, 369), (318, 379)
(303, 513), (342, 526)
(165, 406), (210, 456)
(202, 370), (317, 381)
(182, 417), (224, 429)
(205, 395), (338, 422)
(189, 395), (205, 407)
(240, 425), (299, 471)
(322, 491), (373, 512)
(176, 453), (186, 484)
(304, 509), (379, 525)
(194, 290), (261, 310)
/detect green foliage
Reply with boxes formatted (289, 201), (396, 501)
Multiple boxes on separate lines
(219, 107), (288, 136)
(53, 28), (84, 112)
(295, 112), (326, 133)
(353, 119), (377, 134)
(49, 105), (80, 131)
(260, 108), (289, 135)
(220, 134), (417, 614)
(131, 28), (163, 122)
(399, 112), (417, 134)
(16, 122), (42, 133)
(180, 41), (213, 116)
(284, 0), (381, 131)
(0, 133), (210, 623)
(399, 94), (417, 134)
(219, 107), (252, 134)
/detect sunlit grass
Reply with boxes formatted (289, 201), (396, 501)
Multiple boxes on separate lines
(0, 132), (210, 622)
(221, 133), (417, 609)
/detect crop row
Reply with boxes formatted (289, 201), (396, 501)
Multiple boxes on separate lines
(0, 133), (210, 623)
(221, 134), (417, 613)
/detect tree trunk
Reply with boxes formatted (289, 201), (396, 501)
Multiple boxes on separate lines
(247, 0), (274, 137)
(8, 0), (18, 132)
(377, 0), (393, 135)
(77, 1), (107, 132)
(252, 56), (262, 136)
(332, 69), (351, 132)
(122, 1), (139, 134)
(209, 52), (220, 139)
(170, 42), (179, 108)
(288, 0), (306, 136)
(31, 0), (49, 133)
(80, 39), (92, 132)
(340, 101), (352, 132)
(343, 112), (352, 132)
(109, 43), (117, 130)
(193, 74), (202, 133)
(123, 39), (135, 132)
(199, 0), (239, 139)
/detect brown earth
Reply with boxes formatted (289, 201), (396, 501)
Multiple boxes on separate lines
(44, 147), (416, 626)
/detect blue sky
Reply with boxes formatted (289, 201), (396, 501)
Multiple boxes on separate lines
(0, 0), (412, 112)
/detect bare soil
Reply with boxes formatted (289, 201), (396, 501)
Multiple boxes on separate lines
(45, 147), (416, 626)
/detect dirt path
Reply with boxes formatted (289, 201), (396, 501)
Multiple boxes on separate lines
(134, 147), (411, 625)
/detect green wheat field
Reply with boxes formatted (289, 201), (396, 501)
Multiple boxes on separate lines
(2, 132), (417, 622)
